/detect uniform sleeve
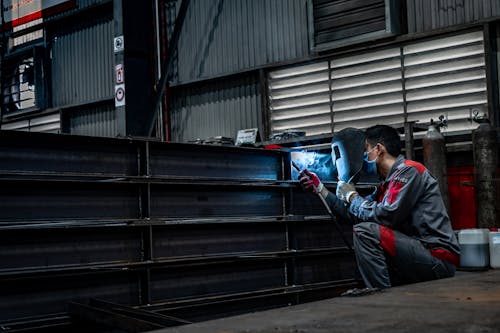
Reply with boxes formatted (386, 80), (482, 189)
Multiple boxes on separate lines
(325, 191), (360, 224)
(348, 166), (422, 228)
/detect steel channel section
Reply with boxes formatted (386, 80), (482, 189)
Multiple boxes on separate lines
(0, 131), (139, 176)
(0, 130), (356, 330)
(145, 280), (358, 324)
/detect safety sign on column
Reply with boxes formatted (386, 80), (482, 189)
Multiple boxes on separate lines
(115, 84), (125, 107)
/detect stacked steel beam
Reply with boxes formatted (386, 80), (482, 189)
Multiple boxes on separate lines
(0, 130), (357, 332)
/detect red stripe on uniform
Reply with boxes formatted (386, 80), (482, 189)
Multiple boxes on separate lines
(429, 248), (460, 267)
(377, 183), (387, 203)
(386, 182), (404, 205)
(404, 160), (426, 174)
(379, 225), (396, 256)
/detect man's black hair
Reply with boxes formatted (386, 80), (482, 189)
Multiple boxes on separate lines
(365, 125), (401, 157)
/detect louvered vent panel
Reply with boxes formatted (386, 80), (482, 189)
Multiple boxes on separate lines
(331, 47), (404, 131)
(268, 31), (486, 139)
(312, 0), (393, 51)
(1, 112), (60, 133)
(269, 62), (331, 136)
(403, 31), (485, 136)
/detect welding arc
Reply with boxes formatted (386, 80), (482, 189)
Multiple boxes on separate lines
(292, 161), (353, 251)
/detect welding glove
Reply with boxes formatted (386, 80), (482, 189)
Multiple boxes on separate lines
(298, 169), (324, 194)
(336, 181), (358, 203)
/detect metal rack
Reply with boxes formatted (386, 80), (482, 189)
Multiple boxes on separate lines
(0, 130), (358, 332)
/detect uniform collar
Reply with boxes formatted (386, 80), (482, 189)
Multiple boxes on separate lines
(384, 155), (405, 182)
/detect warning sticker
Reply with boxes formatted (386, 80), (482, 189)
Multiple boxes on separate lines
(115, 64), (124, 84)
(114, 36), (124, 53)
(115, 84), (125, 107)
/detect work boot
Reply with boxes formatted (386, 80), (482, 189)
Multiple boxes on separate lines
(341, 287), (381, 297)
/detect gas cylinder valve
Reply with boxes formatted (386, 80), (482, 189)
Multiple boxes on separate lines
(471, 109), (490, 124)
(430, 115), (447, 129)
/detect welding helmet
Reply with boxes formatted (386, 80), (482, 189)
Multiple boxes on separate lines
(331, 127), (366, 184)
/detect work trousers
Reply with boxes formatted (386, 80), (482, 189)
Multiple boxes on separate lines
(353, 222), (456, 289)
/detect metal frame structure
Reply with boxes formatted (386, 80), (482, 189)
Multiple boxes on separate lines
(0, 130), (358, 332)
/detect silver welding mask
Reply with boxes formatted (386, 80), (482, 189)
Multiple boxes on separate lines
(331, 127), (366, 184)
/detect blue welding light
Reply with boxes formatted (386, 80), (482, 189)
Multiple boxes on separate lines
(291, 150), (336, 181)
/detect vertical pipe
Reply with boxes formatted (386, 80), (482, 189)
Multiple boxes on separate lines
(401, 46), (410, 159)
(259, 68), (270, 140)
(150, 0), (191, 137)
(154, 0), (164, 140)
(404, 121), (415, 160)
(328, 60), (334, 133)
(423, 123), (449, 211)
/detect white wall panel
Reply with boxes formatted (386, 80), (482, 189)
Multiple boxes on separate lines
(403, 30), (485, 137)
(269, 61), (330, 136)
(268, 30), (486, 138)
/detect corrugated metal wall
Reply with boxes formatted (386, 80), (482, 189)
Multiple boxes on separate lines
(170, 74), (261, 142)
(75, 0), (110, 9)
(168, 0), (500, 84)
(51, 18), (114, 107)
(67, 103), (117, 137)
(169, 0), (310, 83)
(407, 0), (500, 33)
(0, 0), (113, 135)
(45, 0), (111, 21)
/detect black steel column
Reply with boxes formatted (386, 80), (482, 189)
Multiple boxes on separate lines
(0, 0), (6, 124)
(114, 0), (156, 137)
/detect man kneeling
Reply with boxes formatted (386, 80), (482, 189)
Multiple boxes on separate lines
(299, 125), (460, 289)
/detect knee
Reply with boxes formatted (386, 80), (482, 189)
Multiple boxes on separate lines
(354, 222), (379, 239)
(353, 222), (382, 250)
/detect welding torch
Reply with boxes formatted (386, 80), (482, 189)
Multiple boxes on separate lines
(292, 160), (334, 216)
(292, 160), (353, 251)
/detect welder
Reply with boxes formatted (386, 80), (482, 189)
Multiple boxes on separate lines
(299, 125), (460, 291)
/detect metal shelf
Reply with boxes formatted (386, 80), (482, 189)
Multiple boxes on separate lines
(0, 130), (358, 330)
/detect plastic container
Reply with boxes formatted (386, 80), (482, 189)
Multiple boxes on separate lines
(458, 229), (490, 268)
(490, 231), (500, 269)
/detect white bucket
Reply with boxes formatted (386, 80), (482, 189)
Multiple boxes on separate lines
(489, 231), (500, 269)
(458, 229), (490, 268)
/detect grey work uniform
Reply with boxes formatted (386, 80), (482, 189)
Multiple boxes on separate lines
(327, 155), (460, 289)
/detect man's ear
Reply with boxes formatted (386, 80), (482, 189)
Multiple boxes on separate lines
(376, 143), (386, 155)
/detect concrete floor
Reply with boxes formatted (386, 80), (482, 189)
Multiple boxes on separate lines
(151, 270), (500, 333)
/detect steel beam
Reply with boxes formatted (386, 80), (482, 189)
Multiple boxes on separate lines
(0, 130), (357, 331)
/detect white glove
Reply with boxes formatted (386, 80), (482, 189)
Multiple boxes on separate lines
(336, 181), (358, 203)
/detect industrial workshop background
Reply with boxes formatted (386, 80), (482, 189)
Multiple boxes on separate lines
(1, 0), (499, 225)
(0, 0), (499, 332)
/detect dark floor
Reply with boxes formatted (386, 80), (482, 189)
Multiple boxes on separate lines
(150, 270), (500, 333)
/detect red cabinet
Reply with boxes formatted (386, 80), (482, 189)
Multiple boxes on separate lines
(447, 166), (477, 230)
